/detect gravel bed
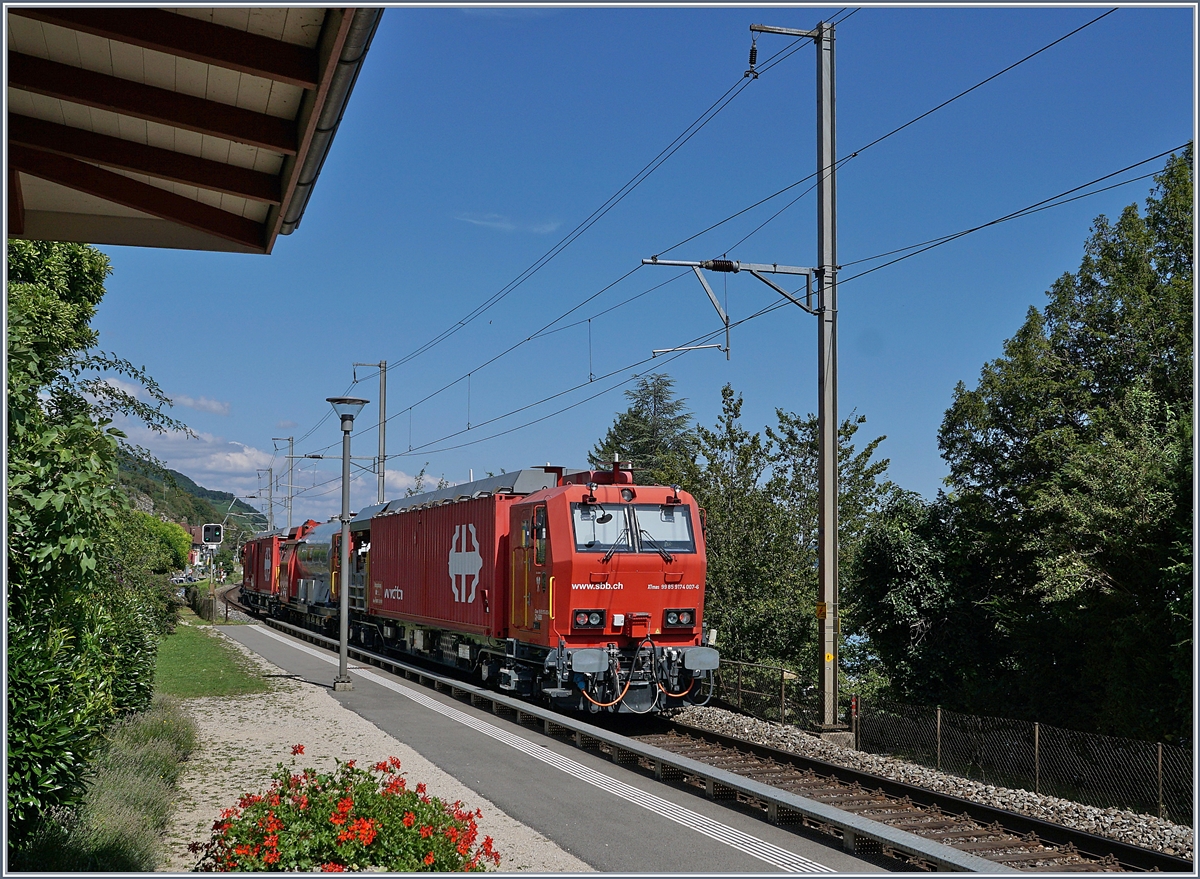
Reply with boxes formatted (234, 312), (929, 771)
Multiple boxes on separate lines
(669, 705), (1194, 862)
(161, 623), (592, 872)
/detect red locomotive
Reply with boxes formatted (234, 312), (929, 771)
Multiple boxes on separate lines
(240, 463), (718, 713)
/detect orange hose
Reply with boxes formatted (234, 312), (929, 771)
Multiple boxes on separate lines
(657, 676), (696, 698)
(580, 675), (631, 708)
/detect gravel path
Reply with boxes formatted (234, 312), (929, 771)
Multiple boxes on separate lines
(670, 705), (1195, 862)
(161, 624), (592, 873)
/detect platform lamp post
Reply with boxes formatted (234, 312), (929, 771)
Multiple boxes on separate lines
(327, 396), (369, 691)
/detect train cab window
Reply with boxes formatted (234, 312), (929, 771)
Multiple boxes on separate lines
(533, 505), (548, 566)
(571, 504), (632, 553)
(631, 504), (696, 554)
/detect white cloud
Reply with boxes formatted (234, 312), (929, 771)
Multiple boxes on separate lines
(172, 394), (231, 416)
(97, 376), (145, 398)
(114, 423), (470, 528)
(457, 212), (516, 232)
(456, 213), (561, 235)
(276, 420), (299, 430)
(118, 422), (271, 495)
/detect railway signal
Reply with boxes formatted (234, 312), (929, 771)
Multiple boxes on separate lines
(202, 523), (223, 545)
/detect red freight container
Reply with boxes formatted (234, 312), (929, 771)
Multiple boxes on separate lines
(367, 495), (518, 638)
(239, 532), (284, 614)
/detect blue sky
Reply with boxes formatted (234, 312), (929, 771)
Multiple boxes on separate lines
(91, 5), (1195, 527)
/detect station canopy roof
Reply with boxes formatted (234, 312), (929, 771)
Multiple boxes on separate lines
(7, 7), (381, 254)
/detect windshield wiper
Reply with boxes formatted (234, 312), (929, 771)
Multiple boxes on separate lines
(603, 525), (629, 562)
(639, 529), (674, 563)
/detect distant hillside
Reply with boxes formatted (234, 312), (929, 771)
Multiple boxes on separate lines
(118, 454), (267, 541)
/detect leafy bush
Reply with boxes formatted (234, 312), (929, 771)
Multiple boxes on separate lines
(6, 613), (115, 844)
(189, 748), (501, 872)
(6, 239), (192, 851)
(9, 696), (198, 872)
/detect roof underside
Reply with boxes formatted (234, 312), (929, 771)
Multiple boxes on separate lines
(6, 7), (380, 254)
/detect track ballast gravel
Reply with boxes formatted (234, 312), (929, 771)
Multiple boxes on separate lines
(669, 705), (1194, 862)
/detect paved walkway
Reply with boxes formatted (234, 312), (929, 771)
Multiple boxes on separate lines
(160, 622), (592, 872)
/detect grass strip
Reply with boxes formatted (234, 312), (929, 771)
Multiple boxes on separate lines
(12, 697), (199, 871)
(155, 614), (271, 698)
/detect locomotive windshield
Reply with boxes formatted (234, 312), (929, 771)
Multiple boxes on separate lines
(631, 504), (696, 554)
(571, 503), (696, 554)
(571, 503), (631, 553)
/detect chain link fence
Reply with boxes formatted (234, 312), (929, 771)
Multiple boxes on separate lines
(712, 660), (844, 729)
(709, 661), (1191, 826)
(856, 698), (1193, 827)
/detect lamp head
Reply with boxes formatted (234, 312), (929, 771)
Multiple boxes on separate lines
(327, 396), (369, 431)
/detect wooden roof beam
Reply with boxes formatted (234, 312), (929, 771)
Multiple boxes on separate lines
(9, 53), (297, 155)
(10, 144), (266, 252)
(10, 8), (319, 89)
(9, 168), (25, 236)
(9, 114), (281, 205)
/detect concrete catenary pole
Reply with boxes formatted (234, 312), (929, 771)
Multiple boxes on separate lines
(751, 17), (840, 728)
(377, 362), (387, 503)
(354, 361), (388, 504)
(815, 20), (839, 728)
(273, 436), (294, 530)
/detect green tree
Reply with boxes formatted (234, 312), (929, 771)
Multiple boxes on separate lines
(660, 386), (895, 679)
(851, 147), (1192, 743)
(141, 514), (193, 571)
(7, 241), (190, 852)
(589, 373), (695, 477)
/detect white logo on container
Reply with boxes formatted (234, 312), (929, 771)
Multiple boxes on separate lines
(449, 524), (482, 603)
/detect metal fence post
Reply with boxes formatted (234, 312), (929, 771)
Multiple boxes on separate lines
(780, 666), (786, 723)
(1158, 742), (1164, 819)
(936, 706), (942, 771)
(852, 694), (859, 750)
(1034, 722), (1039, 794)
(737, 663), (743, 711)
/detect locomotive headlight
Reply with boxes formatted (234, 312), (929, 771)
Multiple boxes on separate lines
(665, 608), (696, 627)
(573, 609), (605, 629)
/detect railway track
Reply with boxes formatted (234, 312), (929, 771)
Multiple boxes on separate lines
(632, 728), (1191, 873)
(224, 595), (1191, 873)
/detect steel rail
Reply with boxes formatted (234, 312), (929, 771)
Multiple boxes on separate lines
(253, 615), (1006, 872)
(658, 724), (1194, 873)
(224, 598), (1191, 873)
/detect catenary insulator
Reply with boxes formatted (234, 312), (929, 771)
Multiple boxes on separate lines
(748, 42), (758, 68)
(708, 259), (736, 273)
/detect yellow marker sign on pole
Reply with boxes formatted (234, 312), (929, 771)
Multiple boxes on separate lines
(816, 602), (827, 619)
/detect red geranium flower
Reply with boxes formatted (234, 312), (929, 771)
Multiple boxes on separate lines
(291, 744), (305, 755)
(424, 852), (435, 866)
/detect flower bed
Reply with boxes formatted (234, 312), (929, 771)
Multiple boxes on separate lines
(189, 746), (501, 872)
